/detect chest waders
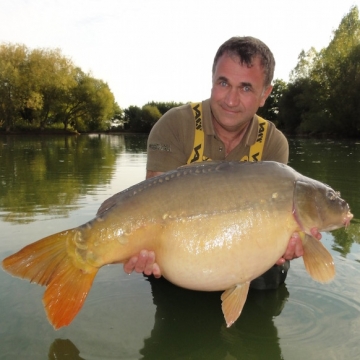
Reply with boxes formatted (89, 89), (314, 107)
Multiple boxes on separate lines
(187, 102), (268, 164)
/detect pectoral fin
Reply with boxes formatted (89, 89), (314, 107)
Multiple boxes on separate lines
(300, 232), (335, 283)
(221, 282), (250, 327)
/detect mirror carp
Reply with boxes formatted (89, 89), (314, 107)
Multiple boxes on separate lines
(2, 161), (353, 329)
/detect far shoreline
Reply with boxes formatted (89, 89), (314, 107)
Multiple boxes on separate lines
(1, 129), (357, 140)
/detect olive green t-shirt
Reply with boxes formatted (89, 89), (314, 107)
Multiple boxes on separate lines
(147, 99), (289, 172)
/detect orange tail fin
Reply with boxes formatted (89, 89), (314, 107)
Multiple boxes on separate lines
(2, 230), (98, 329)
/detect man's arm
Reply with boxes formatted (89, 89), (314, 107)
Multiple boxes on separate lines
(145, 170), (163, 179)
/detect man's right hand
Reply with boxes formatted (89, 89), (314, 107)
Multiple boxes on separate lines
(123, 250), (162, 278)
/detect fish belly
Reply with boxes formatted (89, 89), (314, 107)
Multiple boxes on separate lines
(156, 209), (298, 291)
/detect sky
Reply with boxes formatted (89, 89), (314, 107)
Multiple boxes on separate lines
(0, 0), (358, 108)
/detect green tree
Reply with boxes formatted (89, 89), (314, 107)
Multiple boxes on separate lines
(257, 79), (287, 124)
(124, 105), (143, 131)
(123, 104), (162, 132)
(279, 5), (360, 136)
(0, 43), (119, 132)
(141, 104), (162, 132)
(145, 101), (185, 115)
(289, 47), (319, 82)
(112, 102), (123, 120)
(27, 48), (76, 129)
(53, 69), (116, 131)
(319, 6), (360, 136)
(277, 79), (306, 134)
(0, 44), (29, 131)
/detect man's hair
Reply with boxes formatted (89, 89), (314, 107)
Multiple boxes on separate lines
(212, 36), (275, 87)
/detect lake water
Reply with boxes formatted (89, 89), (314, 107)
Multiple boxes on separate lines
(0, 134), (360, 360)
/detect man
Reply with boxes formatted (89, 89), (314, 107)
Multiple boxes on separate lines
(123, 36), (321, 288)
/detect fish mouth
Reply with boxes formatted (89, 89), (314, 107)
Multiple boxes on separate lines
(344, 211), (353, 227)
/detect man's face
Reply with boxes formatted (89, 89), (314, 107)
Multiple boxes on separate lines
(210, 53), (272, 132)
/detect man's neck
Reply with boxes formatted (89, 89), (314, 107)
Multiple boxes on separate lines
(212, 118), (251, 156)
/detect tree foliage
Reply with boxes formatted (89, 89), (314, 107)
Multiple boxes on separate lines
(3, 6), (359, 137)
(123, 101), (184, 132)
(278, 6), (360, 137)
(0, 44), (118, 132)
(257, 79), (287, 124)
(145, 101), (185, 115)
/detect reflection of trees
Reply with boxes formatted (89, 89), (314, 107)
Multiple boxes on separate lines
(139, 277), (288, 359)
(332, 221), (360, 258)
(124, 133), (148, 153)
(0, 134), (145, 223)
(45, 283), (289, 359)
(48, 339), (85, 360)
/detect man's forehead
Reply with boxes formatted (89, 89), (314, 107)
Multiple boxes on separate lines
(214, 54), (264, 76)
(216, 53), (264, 69)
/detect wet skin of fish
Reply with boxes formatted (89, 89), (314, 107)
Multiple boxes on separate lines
(2, 161), (353, 329)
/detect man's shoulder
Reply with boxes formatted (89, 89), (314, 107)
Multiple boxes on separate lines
(266, 120), (287, 140)
(163, 103), (193, 117)
(260, 118), (289, 163)
(257, 116), (285, 138)
(151, 102), (207, 135)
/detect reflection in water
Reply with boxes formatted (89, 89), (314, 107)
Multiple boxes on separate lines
(332, 220), (360, 258)
(48, 339), (85, 360)
(46, 279), (289, 359)
(1, 136), (360, 359)
(0, 134), (143, 223)
(139, 277), (289, 359)
(278, 260), (360, 360)
(289, 139), (360, 256)
(289, 139), (360, 219)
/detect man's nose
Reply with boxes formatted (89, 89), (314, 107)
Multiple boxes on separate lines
(224, 87), (240, 107)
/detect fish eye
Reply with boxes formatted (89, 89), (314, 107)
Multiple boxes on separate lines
(327, 190), (340, 201)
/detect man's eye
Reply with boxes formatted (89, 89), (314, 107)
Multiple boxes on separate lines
(220, 81), (227, 87)
(243, 86), (251, 92)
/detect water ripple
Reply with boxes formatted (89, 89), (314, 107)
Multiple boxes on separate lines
(277, 259), (360, 360)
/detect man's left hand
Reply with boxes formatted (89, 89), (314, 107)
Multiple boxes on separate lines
(275, 228), (321, 265)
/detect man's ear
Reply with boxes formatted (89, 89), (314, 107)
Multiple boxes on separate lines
(260, 85), (273, 107)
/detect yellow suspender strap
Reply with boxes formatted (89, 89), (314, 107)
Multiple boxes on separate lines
(187, 102), (205, 164)
(187, 102), (268, 163)
(240, 116), (268, 162)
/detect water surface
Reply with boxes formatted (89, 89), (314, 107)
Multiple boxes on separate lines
(0, 134), (359, 359)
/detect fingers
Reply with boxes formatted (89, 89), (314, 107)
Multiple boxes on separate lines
(142, 250), (156, 276)
(276, 233), (304, 265)
(123, 250), (162, 278)
(276, 229), (322, 266)
(292, 233), (304, 258)
(135, 250), (152, 273)
(152, 263), (162, 279)
(285, 233), (304, 259)
(275, 257), (285, 266)
(123, 256), (138, 274)
(310, 227), (322, 240)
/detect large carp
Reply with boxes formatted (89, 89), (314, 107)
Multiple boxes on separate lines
(2, 161), (353, 329)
